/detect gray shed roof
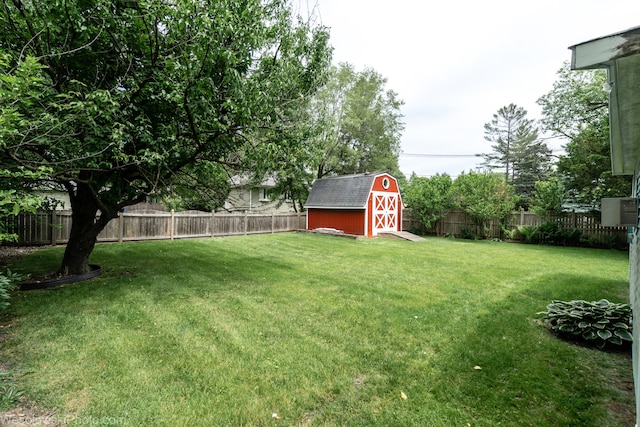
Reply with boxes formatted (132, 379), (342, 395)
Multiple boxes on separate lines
(304, 173), (382, 209)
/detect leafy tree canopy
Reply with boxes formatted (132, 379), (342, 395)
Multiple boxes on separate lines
(0, 0), (332, 274)
(555, 117), (631, 208)
(530, 177), (566, 221)
(538, 63), (631, 209)
(450, 172), (518, 237)
(537, 63), (608, 139)
(254, 62), (406, 211)
(310, 63), (405, 179)
(159, 161), (230, 213)
(403, 173), (453, 232)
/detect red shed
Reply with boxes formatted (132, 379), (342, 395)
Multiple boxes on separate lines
(305, 172), (403, 237)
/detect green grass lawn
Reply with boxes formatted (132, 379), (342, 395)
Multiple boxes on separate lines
(0, 233), (634, 426)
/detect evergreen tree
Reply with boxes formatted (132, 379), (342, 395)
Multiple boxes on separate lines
(512, 138), (553, 209)
(482, 104), (552, 208)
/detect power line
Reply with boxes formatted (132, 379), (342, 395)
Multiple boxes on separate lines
(401, 153), (481, 158)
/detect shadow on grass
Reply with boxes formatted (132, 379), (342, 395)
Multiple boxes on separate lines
(427, 273), (633, 427)
(7, 240), (297, 316)
(2, 238), (634, 426)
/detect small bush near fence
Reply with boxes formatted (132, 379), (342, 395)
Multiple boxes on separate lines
(516, 222), (622, 249)
(404, 209), (628, 250)
(516, 223), (582, 247)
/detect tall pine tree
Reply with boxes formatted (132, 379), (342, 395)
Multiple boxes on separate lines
(482, 104), (552, 208)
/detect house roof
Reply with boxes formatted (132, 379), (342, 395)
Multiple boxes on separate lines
(570, 26), (640, 175)
(304, 173), (385, 209)
(229, 174), (277, 188)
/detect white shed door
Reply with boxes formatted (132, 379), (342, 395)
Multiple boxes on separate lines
(372, 192), (398, 235)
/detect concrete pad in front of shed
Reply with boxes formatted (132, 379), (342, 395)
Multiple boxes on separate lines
(297, 229), (363, 239)
(378, 231), (426, 242)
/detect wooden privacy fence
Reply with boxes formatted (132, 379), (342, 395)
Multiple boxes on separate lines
(6, 208), (629, 247)
(6, 210), (307, 245)
(402, 209), (630, 246)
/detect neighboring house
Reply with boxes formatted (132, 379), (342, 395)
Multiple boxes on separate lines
(304, 172), (402, 237)
(222, 175), (295, 213)
(36, 191), (164, 213)
(36, 190), (70, 210)
(570, 26), (640, 426)
(38, 176), (294, 214)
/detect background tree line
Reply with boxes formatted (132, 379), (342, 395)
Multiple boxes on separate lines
(404, 62), (631, 236)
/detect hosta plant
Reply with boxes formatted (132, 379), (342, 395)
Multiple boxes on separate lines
(539, 299), (632, 349)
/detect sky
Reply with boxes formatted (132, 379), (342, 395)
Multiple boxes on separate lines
(299, 0), (640, 178)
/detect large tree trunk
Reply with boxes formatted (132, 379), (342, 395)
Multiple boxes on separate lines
(59, 183), (114, 276)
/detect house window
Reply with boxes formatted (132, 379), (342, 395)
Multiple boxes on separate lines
(259, 188), (270, 201)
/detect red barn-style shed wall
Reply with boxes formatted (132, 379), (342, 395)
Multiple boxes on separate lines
(305, 172), (402, 237)
(306, 209), (366, 235)
(365, 174), (402, 237)
(371, 174), (400, 193)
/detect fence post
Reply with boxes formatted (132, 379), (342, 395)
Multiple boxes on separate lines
(118, 212), (124, 243)
(170, 209), (175, 240)
(271, 213), (275, 233)
(210, 211), (215, 238)
(51, 210), (57, 245)
(244, 213), (248, 235)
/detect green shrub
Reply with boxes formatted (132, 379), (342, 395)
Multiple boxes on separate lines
(517, 225), (539, 244)
(562, 227), (582, 246)
(520, 222), (582, 247)
(537, 221), (561, 244)
(407, 225), (426, 236)
(0, 270), (21, 312)
(537, 222), (583, 246)
(580, 233), (619, 250)
(459, 226), (478, 240)
(539, 299), (632, 349)
(502, 227), (520, 241)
